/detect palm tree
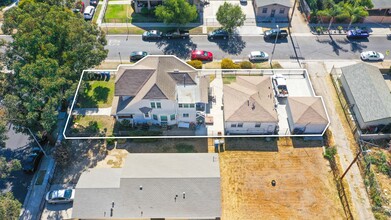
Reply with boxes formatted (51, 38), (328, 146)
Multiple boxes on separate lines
(344, 2), (368, 29)
(317, 0), (343, 32)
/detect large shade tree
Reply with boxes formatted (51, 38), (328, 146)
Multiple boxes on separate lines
(155, 0), (198, 26)
(216, 2), (246, 33)
(0, 0), (107, 135)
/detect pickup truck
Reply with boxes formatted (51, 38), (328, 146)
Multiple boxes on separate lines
(272, 74), (289, 98)
(163, 30), (190, 39)
(264, 29), (288, 40)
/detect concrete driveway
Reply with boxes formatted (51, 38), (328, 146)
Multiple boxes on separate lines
(41, 184), (75, 220)
(203, 0), (263, 35)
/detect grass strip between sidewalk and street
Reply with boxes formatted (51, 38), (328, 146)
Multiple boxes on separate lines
(92, 4), (102, 23)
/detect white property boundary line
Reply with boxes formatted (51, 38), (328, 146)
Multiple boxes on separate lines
(63, 55), (331, 140)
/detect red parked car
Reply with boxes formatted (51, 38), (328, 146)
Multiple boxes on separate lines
(191, 50), (213, 61)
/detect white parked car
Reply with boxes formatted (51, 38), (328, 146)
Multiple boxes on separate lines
(248, 51), (269, 62)
(360, 51), (384, 61)
(83, 6), (95, 20)
(46, 189), (75, 204)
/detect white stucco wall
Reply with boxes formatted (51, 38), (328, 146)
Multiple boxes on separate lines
(225, 122), (277, 134)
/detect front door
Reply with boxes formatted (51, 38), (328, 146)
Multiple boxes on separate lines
(271, 9), (275, 17)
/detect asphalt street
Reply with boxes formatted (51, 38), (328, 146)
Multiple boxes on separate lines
(105, 35), (391, 61)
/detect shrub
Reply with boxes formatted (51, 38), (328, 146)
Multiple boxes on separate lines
(240, 61), (252, 69)
(221, 58), (240, 69)
(141, 7), (149, 15)
(324, 146), (337, 161)
(106, 135), (116, 146)
(187, 60), (203, 69)
(53, 142), (71, 167)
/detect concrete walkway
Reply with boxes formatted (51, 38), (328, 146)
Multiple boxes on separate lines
(207, 71), (224, 136)
(305, 61), (374, 220)
(72, 107), (112, 116)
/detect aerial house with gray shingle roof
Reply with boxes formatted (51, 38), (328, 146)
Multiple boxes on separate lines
(340, 63), (391, 129)
(71, 153), (221, 220)
(111, 55), (209, 127)
(223, 76), (278, 135)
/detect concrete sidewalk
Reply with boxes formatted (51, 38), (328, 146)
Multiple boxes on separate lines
(72, 107), (112, 116)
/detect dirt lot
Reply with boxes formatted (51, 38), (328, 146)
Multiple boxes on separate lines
(220, 142), (345, 220)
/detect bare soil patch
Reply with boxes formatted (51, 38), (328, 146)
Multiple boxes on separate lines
(220, 144), (345, 219)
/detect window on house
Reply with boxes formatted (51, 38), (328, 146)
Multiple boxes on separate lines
(255, 123), (261, 128)
(183, 113), (189, 118)
(184, 104), (189, 108)
(150, 102), (156, 108)
(170, 114), (176, 120)
(238, 123), (243, 127)
(160, 115), (168, 122)
(144, 112), (150, 118)
(153, 114), (158, 120)
(156, 102), (161, 108)
(231, 124), (237, 128)
(279, 8), (285, 14)
(179, 104), (183, 108)
(262, 8), (267, 13)
(189, 104), (195, 108)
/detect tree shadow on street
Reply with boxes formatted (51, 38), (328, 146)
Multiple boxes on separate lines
(346, 38), (368, 53)
(212, 34), (246, 55)
(315, 35), (349, 56)
(155, 38), (197, 60)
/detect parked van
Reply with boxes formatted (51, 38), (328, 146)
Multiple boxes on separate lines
(84, 6), (95, 20)
(248, 51), (269, 62)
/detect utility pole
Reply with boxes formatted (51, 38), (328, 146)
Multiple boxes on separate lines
(341, 149), (371, 180)
(289, 0), (298, 28)
(270, 25), (279, 69)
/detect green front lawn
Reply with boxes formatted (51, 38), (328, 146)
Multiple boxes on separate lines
(78, 78), (115, 108)
(73, 115), (114, 135)
(104, 4), (130, 23)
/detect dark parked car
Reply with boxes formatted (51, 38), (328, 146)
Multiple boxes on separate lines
(22, 148), (43, 173)
(142, 30), (162, 41)
(263, 29), (288, 40)
(130, 51), (148, 61)
(208, 29), (229, 40)
(346, 29), (369, 39)
(90, 0), (99, 7)
(163, 30), (189, 39)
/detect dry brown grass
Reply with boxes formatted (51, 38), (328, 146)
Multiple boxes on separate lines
(219, 143), (345, 219)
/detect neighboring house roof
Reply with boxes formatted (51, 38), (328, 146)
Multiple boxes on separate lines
(341, 63), (391, 123)
(287, 97), (328, 125)
(224, 76), (277, 123)
(113, 56), (208, 115)
(72, 153), (221, 220)
(371, 0), (391, 9)
(254, 0), (291, 8)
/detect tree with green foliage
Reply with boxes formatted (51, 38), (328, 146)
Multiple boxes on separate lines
(216, 2), (246, 33)
(155, 0), (198, 26)
(344, 2), (368, 29)
(0, 192), (22, 220)
(317, 0), (343, 31)
(1, 0), (107, 135)
(0, 156), (21, 178)
(0, 122), (7, 149)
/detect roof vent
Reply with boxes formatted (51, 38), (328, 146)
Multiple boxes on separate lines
(174, 69), (179, 72)
(140, 185), (143, 190)
(183, 192), (186, 199)
(252, 103), (255, 110)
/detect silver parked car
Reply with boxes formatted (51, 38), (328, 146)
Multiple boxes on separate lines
(46, 189), (75, 204)
(360, 51), (384, 61)
(248, 51), (269, 62)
